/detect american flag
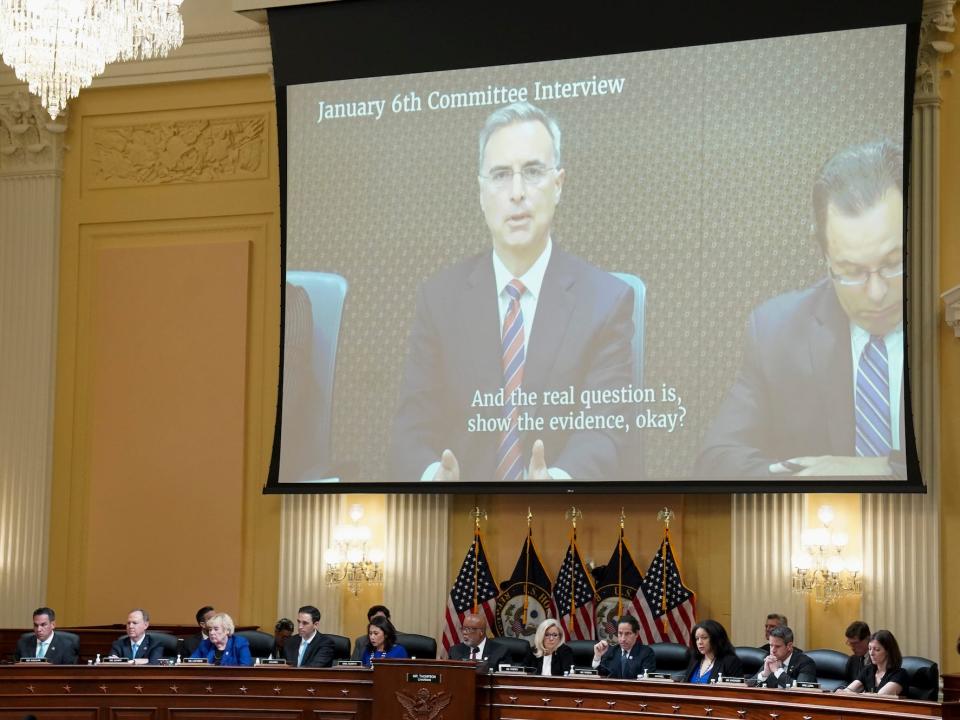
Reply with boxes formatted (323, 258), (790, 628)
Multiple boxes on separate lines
(553, 539), (599, 641)
(595, 529), (664, 645)
(640, 529), (696, 645)
(440, 531), (499, 655)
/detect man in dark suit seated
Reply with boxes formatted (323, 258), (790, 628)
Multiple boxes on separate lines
(108, 608), (164, 663)
(14, 607), (78, 664)
(448, 613), (508, 668)
(759, 612), (788, 653)
(591, 614), (656, 679)
(283, 605), (335, 668)
(843, 620), (871, 683)
(351, 605), (392, 661)
(750, 625), (817, 688)
(182, 605), (215, 657)
(696, 141), (906, 480)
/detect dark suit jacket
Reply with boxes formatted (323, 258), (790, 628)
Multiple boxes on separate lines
(526, 643), (575, 676)
(845, 653), (870, 684)
(751, 650), (818, 687)
(695, 280), (905, 479)
(389, 246), (636, 483)
(283, 633), (335, 668)
(15, 632), (78, 664)
(597, 643), (656, 679)
(448, 639), (509, 668)
(182, 633), (204, 657)
(109, 634), (164, 663)
(683, 652), (743, 682)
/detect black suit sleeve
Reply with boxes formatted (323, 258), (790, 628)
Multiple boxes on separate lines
(552, 644), (575, 675)
(350, 635), (367, 661)
(110, 638), (126, 658)
(303, 635), (335, 668)
(484, 640), (509, 669)
(145, 636), (165, 663)
(791, 653), (817, 684)
(638, 645), (656, 674)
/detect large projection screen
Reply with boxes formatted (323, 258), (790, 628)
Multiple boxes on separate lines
(266, 0), (923, 494)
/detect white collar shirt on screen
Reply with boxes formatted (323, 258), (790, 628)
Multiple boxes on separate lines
(850, 322), (903, 450)
(493, 237), (552, 354)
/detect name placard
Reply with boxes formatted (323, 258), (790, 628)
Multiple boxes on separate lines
(497, 663), (529, 674)
(719, 676), (746, 684)
(406, 673), (441, 683)
(100, 657), (129, 664)
(18, 658), (48, 664)
(794, 681), (821, 690)
(638, 672), (675, 682)
(334, 660), (363, 668)
(256, 658), (288, 666)
(567, 667), (599, 677)
(178, 657), (208, 665)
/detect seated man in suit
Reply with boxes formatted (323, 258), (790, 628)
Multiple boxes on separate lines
(351, 604), (392, 661)
(759, 613), (788, 653)
(108, 608), (164, 663)
(696, 140), (906, 480)
(591, 614), (656, 679)
(283, 605), (335, 668)
(182, 605), (215, 657)
(448, 613), (508, 668)
(843, 620), (871, 684)
(15, 607), (78, 664)
(389, 100), (636, 485)
(751, 625), (817, 687)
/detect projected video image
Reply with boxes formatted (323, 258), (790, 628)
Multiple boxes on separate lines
(280, 26), (906, 487)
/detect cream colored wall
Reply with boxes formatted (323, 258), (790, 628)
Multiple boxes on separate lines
(48, 75), (282, 629)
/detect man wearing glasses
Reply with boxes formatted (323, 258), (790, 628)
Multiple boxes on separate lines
(389, 101), (635, 484)
(448, 613), (508, 667)
(695, 140), (905, 478)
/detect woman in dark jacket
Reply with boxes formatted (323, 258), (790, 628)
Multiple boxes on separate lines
(683, 619), (743, 683)
(526, 618), (575, 676)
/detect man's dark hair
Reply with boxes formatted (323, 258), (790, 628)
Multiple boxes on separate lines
(769, 624), (795, 646)
(811, 139), (903, 252)
(617, 614), (640, 634)
(368, 615), (398, 650)
(766, 612), (788, 626)
(845, 620), (871, 640)
(195, 606), (214, 625)
(32, 607), (55, 622)
(299, 605), (321, 623)
(871, 629), (902, 669)
(274, 618), (294, 633)
(367, 605), (391, 621)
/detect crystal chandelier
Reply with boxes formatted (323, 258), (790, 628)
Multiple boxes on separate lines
(0, 0), (185, 119)
(791, 505), (863, 607)
(325, 504), (384, 596)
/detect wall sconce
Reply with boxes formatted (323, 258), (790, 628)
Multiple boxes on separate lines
(325, 504), (384, 596)
(791, 505), (862, 607)
(942, 284), (960, 338)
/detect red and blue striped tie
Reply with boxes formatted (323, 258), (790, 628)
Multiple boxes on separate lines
(855, 335), (892, 456)
(496, 279), (526, 482)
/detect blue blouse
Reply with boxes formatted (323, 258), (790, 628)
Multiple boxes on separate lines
(361, 644), (409, 667)
(689, 661), (714, 684)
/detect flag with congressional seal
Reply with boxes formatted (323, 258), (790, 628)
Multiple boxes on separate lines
(440, 529), (499, 656)
(495, 528), (556, 643)
(593, 527), (665, 645)
(553, 536), (599, 641)
(640, 527), (696, 645)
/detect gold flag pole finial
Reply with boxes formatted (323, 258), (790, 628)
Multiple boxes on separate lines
(657, 507), (674, 529)
(527, 507), (533, 527)
(564, 506), (582, 530)
(470, 506), (487, 530)
(619, 507), (626, 530)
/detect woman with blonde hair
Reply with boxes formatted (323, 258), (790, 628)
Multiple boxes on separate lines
(527, 618), (574, 676)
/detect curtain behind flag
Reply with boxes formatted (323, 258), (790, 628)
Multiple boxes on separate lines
(593, 527), (664, 645)
(640, 527), (696, 645)
(553, 536), (598, 641)
(495, 528), (556, 644)
(440, 529), (499, 655)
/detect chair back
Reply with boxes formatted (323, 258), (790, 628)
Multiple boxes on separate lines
(234, 630), (274, 659)
(396, 632), (437, 660)
(146, 631), (179, 659)
(491, 636), (531, 665)
(565, 639), (596, 667)
(902, 655), (939, 701)
(283, 271), (348, 482)
(735, 646), (767, 679)
(327, 633), (351, 661)
(804, 648), (848, 692)
(650, 641), (691, 680)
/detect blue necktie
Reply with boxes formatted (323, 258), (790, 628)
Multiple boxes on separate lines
(131, 642), (139, 659)
(298, 640), (307, 667)
(855, 336), (891, 456)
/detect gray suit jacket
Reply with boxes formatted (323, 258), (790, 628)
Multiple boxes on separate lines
(389, 246), (635, 483)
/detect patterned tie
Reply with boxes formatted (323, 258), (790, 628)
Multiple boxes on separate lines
(855, 335), (892, 456)
(496, 280), (526, 482)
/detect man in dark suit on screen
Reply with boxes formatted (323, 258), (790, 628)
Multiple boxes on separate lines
(695, 140), (906, 480)
(591, 614), (656, 679)
(447, 613), (509, 667)
(283, 605), (335, 668)
(15, 607), (78, 664)
(389, 101), (635, 484)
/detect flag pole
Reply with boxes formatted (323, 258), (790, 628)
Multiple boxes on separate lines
(617, 508), (625, 618)
(657, 507), (674, 630)
(522, 508), (532, 626)
(470, 506), (485, 613)
(565, 506), (582, 637)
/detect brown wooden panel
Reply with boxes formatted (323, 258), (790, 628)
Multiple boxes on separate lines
(110, 710), (160, 720)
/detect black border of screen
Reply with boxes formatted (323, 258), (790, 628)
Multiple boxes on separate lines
(264, 0), (925, 495)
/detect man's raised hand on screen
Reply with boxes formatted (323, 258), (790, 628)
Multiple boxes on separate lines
(527, 439), (551, 480)
(431, 448), (460, 482)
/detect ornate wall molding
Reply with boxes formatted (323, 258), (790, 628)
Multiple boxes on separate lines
(916, 0), (957, 103)
(0, 91), (67, 177)
(87, 114), (268, 189)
